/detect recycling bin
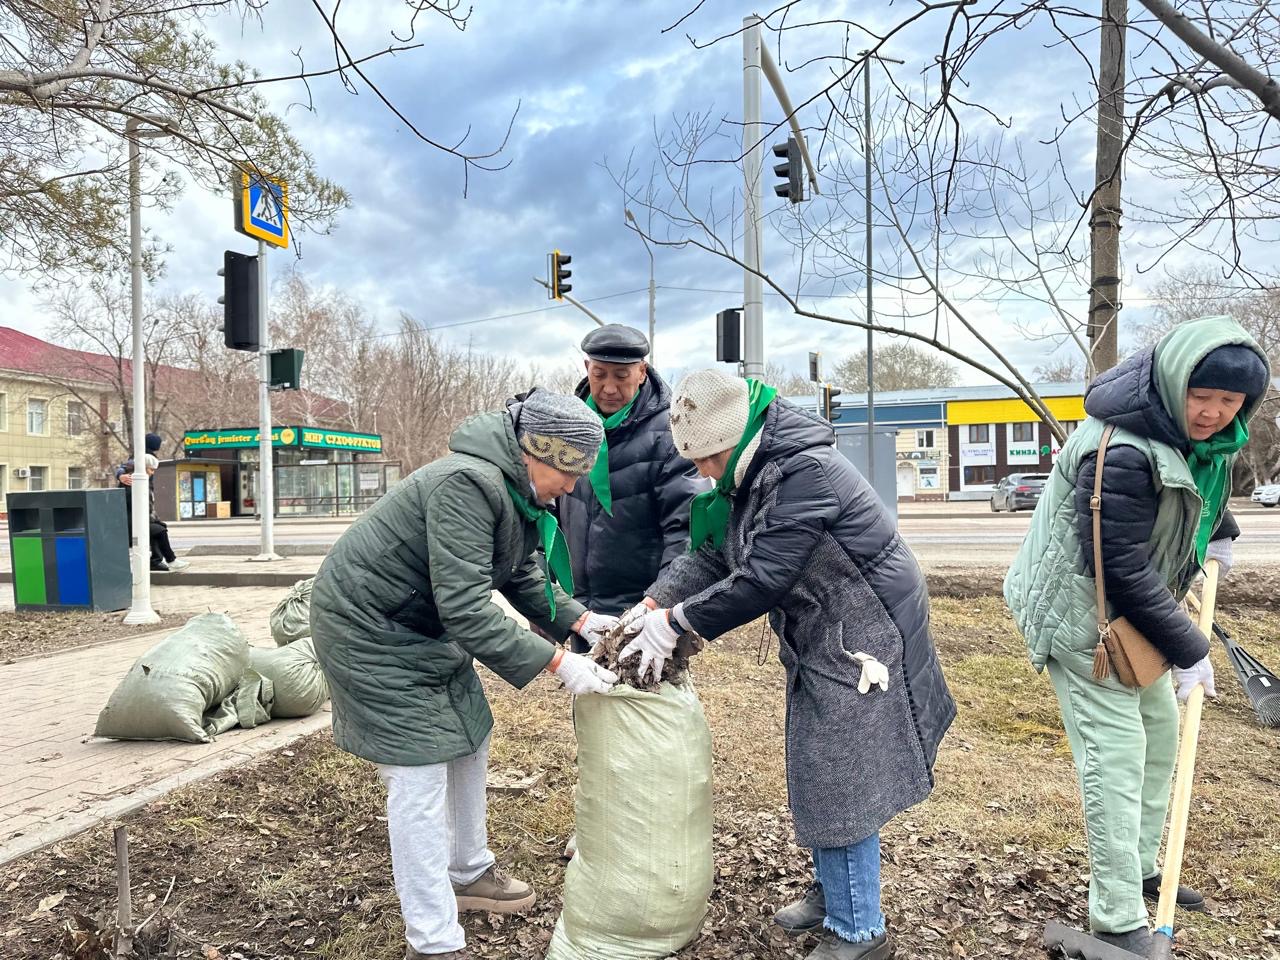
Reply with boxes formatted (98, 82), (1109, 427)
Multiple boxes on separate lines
(7, 489), (131, 612)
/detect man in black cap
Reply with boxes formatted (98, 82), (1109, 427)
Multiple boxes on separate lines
(557, 323), (704, 650)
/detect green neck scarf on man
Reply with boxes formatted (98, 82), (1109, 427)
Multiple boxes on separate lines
(585, 392), (639, 516)
(504, 479), (574, 619)
(687, 378), (778, 553)
(1187, 416), (1249, 565)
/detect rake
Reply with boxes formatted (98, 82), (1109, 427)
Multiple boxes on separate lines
(1185, 592), (1280, 728)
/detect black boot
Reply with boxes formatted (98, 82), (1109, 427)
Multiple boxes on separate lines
(806, 933), (893, 959)
(1093, 927), (1152, 957)
(774, 881), (826, 934)
(1142, 873), (1206, 912)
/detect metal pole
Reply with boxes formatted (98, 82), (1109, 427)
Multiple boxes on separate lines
(864, 58), (876, 487)
(532, 276), (606, 326)
(123, 125), (158, 625)
(251, 238), (280, 561)
(647, 251), (656, 369)
(742, 15), (765, 380)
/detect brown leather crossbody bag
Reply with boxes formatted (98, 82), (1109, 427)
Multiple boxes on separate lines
(1089, 425), (1171, 688)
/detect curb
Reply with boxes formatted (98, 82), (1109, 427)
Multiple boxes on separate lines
(0, 570), (312, 588)
(184, 543), (330, 557)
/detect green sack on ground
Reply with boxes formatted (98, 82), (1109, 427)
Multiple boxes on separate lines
(270, 577), (314, 646)
(203, 667), (275, 734)
(547, 681), (714, 960)
(249, 637), (329, 718)
(95, 613), (250, 743)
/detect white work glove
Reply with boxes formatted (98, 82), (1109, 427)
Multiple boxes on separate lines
(617, 598), (656, 636)
(1204, 539), (1233, 578)
(853, 652), (890, 694)
(619, 608), (680, 683)
(552, 650), (618, 696)
(572, 611), (620, 648)
(1173, 655), (1217, 703)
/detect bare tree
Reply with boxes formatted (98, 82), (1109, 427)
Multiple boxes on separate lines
(763, 360), (813, 396)
(832, 341), (959, 393)
(1034, 358), (1085, 384)
(0, 0), (516, 279)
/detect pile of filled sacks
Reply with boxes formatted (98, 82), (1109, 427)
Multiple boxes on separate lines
(95, 579), (327, 743)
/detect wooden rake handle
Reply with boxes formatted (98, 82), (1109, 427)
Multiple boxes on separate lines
(1152, 558), (1219, 956)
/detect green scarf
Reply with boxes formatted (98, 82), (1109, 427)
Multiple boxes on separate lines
(687, 379), (778, 553)
(584, 392), (638, 516)
(1186, 416), (1249, 565)
(504, 479), (574, 618)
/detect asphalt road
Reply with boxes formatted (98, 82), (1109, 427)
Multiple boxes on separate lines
(166, 501), (1280, 568)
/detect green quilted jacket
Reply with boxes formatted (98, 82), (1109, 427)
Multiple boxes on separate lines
(311, 408), (586, 766)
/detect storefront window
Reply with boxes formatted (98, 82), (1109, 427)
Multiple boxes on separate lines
(963, 465), (995, 486)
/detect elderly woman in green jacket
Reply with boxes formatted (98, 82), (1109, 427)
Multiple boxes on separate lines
(311, 390), (622, 960)
(1005, 316), (1271, 957)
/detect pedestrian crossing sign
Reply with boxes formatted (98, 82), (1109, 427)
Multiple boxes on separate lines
(234, 170), (289, 248)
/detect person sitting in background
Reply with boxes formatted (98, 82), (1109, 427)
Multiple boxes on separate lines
(117, 439), (189, 572)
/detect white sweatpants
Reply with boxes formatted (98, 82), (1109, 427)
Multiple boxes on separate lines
(377, 735), (496, 954)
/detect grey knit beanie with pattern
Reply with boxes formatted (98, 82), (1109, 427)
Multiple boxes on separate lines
(515, 389), (604, 476)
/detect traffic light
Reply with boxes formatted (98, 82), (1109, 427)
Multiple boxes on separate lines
(716, 308), (742, 363)
(219, 250), (260, 351)
(268, 348), (305, 390)
(550, 250), (573, 300)
(820, 383), (843, 421)
(772, 136), (804, 204)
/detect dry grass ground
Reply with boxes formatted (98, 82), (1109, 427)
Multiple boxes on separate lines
(1, 595), (1277, 960)
(0, 610), (191, 661)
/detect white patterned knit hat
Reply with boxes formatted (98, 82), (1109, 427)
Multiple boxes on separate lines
(669, 369), (749, 460)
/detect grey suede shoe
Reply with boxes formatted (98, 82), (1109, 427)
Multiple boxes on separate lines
(774, 881), (826, 934)
(1092, 926), (1153, 957)
(806, 932), (894, 959)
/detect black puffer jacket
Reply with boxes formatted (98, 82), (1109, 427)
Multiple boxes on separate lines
(1075, 348), (1238, 669)
(649, 399), (954, 847)
(557, 371), (704, 615)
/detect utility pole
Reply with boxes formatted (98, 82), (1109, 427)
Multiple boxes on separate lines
(1087, 0), (1127, 377)
(861, 52), (902, 488)
(742, 15), (765, 380)
(251, 238), (280, 561)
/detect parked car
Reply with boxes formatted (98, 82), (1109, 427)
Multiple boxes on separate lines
(1251, 483), (1280, 508)
(990, 473), (1050, 512)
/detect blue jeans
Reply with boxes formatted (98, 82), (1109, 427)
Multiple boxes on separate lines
(814, 833), (886, 943)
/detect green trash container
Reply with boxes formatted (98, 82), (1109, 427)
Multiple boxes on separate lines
(7, 489), (131, 612)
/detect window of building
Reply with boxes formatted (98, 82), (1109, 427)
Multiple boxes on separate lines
(1064, 420), (1079, 435)
(1011, 422), (1035, 442)
(27, 398), (48, 435)
(963, 465), (996, 486)
(67, 466), (86, 490)
(0, 392), (7, 431)
(28, 465), (48, 491)
(918, 466), (940, 490)
(66, 401), (86, 436)
(967, 423), (990, 443)
(916, 429), (935, 448)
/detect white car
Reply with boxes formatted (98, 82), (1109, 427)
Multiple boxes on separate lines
(1251, 483), (1280, 507)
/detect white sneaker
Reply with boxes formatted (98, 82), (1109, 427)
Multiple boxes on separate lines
(167, 558), (191, 571)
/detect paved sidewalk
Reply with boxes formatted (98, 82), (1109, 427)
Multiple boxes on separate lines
(0, 583), (330, 866)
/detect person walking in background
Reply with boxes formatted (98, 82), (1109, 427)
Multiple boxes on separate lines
(558, 324), (704, 650)
(1004, 316), (1272, 957)
(310, 389), (622, 960)
(621, 369), (955, 960)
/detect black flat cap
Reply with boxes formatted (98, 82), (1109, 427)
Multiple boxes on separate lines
(582, 323), (650, 364)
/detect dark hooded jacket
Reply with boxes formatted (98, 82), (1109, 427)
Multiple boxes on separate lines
(648, 398), (955, 848)
(558, 371), (704, 615)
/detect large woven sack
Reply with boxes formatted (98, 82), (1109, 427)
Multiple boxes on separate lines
(95, 613), (251, 743)
(249, 637), (329, 718)
(270, 577), (314, 646)
(547, 682), (714, 960)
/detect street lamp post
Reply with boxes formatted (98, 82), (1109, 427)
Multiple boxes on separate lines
(624, 209), (657, 368)
(122, 116), (174, 625)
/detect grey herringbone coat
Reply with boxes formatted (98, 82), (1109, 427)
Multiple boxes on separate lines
(649, 399), (955, 848)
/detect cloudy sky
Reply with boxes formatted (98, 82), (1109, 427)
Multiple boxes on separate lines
(4, 0), (1250, 388)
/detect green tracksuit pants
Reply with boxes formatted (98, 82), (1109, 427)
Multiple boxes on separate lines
(1046, 659), (1179, 934)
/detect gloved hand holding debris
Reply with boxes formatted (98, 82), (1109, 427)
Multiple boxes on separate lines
(853, 652), (889, 694)
(573, 611), (621, 649)
(617, 597), (657, 635)
(619, 608), (680, 684)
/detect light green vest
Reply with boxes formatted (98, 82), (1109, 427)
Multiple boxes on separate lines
(1002, 417), (1210, 686)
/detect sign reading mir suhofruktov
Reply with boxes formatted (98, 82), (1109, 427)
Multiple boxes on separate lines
(183, 427), (382, 454)
(233, 170), (289, 249)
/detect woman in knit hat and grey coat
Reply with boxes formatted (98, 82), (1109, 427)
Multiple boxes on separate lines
(1005, 316), (1272, 957)
(312, 389), (622, 960)
(619, 369), (955, 960)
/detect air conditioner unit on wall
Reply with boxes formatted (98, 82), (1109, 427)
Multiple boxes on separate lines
(14, 467), (31, 479)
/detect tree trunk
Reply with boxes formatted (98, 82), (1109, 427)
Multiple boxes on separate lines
(1087, 0), (1127, 377)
